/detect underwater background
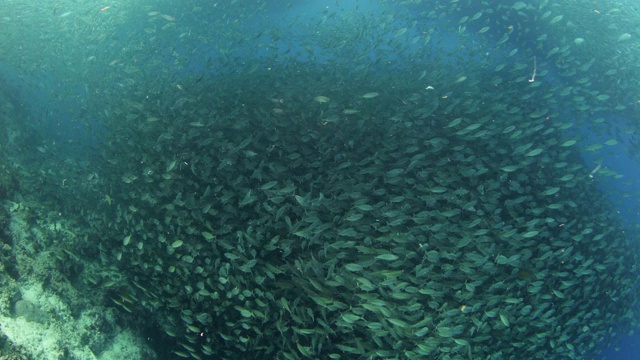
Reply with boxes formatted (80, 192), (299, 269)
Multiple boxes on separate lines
(1, 0), (640, 359)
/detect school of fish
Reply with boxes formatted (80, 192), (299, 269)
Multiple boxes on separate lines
(0, 0), (639, 359)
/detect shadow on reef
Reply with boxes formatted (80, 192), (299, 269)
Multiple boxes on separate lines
(0, 143), (19, 203)
(0, 196), (19, 281)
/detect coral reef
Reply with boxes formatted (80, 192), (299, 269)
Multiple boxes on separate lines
(0, 200), (155, 359)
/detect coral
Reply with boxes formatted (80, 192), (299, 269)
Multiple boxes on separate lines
(77, 306), (117, 355)
(0, 282), (157, 360)
(0, 329), (30, 360)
